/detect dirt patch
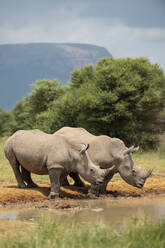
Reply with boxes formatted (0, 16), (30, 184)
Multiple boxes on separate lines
(0, 177), (165, 209)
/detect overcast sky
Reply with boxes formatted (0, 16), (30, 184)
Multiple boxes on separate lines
(0, 0), (165, 70)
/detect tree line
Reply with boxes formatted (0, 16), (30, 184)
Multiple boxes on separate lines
(1, 57), (165, 149)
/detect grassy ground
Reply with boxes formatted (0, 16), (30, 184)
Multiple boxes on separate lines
(133, 151), (165, 173)
(0, 213), (165, 248)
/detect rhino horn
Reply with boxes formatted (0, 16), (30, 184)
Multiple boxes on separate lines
(145, 168), (153, 179)
(123, 146), (139, 156)
(80, 143), (89, 154)
(102, 165), (116, 177)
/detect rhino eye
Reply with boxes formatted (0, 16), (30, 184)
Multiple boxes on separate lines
(132, 169), (136, 176)
(90, 168), (94, 173)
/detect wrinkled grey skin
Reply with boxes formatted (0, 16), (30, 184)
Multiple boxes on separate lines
(55, 127), (153, 195)
(4, 130), (112, 199)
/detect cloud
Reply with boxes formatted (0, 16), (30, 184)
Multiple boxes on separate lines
(0, 0), (165, 70)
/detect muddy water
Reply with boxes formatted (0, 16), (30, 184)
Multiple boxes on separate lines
(0, 196), (165, 228)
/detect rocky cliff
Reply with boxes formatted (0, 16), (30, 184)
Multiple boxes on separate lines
(0, 43), (112, 109)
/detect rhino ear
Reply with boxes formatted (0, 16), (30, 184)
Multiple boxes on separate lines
(80, 143), (89, 154)
(123, 146), (139, 156)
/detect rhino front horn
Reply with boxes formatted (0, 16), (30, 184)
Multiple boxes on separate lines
(103, 165), (116, 176)
(145, 169), (153, 178)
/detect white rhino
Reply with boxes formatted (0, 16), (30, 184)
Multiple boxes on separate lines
(4, 129), (112, 199)
(55, 127), (153, 195)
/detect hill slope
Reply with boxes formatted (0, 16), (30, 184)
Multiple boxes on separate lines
(0, 43), (112, 109)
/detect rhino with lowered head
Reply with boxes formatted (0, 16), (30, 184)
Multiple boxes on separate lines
(4, 129), (112, 199)
(55, 127), (153, 195)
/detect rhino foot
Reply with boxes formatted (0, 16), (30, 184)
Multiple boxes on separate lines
(88, 185), (100, 197)
(99, 185), (107, 195)
(48, 192), (63, 200)
(87, 192), (98, 199)
(26, 183), (38, 188)
(18, 183), (27, 189)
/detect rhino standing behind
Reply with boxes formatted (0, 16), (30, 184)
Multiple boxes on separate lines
(55, 127), (153, 195)
(4, 130), (112, 199)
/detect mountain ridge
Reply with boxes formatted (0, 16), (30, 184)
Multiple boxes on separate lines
(0, 43), (112, 109)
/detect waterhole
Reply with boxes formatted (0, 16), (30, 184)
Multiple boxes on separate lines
(0, 196), (165, 228)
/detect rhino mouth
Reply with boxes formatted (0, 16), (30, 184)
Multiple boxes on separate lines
(136, 183), (144, 188)
(95, 180), (103, 185)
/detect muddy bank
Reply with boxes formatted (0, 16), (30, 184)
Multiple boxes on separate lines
(0, 177), (165, 209)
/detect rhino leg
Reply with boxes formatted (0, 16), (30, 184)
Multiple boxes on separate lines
(88, 185), (100, 197)
(88, 172), (116, 196)
(69, 172), (85, 187)
(60, 173), (70, 186)
(99, 171), (115, 194)
(61, 177), (70, 186)
(21, 166), (38, 188)
(48, 168), (63, 199)
(7, 153), (26, 188)
(13, 166), (26, 188)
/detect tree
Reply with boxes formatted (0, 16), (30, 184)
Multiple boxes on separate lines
(29, 79), (65, 114)
(35, 86), (80, 133)
(69, 58), (165, 148)
(0, 108), (15, 135)
(11, 79), (65, 132)
(12, 98), (34, 131)
(8, 57), (165, 148)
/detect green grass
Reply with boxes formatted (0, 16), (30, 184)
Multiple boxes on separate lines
(0, 137), (15, 183)
(0, 214), (165, 248)
(133, 151), (165, 174)
(1, 136), (165, 184)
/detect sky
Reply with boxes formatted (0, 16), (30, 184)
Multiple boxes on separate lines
(0, 0), (165, 70)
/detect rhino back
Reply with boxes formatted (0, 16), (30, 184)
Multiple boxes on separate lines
(54, 128), (126, 169)
(6, 130), (52, 174)
(54, 127), (96, 143)
(5, 130), (74, 174)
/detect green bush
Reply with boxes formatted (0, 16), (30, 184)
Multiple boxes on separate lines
(68, 58), (165, 148)
(0, 108), (15, 135)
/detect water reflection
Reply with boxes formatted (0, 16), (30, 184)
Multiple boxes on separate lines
(0, 196), (165, 227)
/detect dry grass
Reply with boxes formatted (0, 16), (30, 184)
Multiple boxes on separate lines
(0, 219), (35, 238)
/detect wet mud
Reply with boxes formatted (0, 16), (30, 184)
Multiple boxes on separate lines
(0, 176), (165, 209)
